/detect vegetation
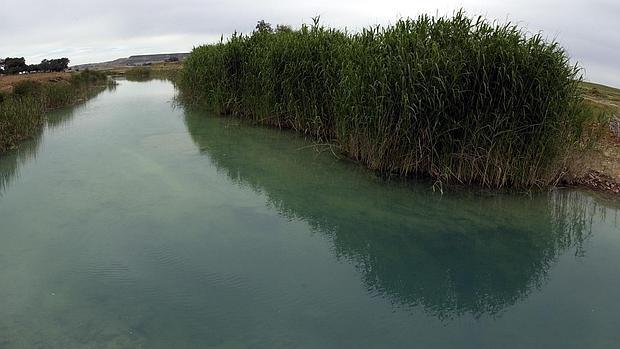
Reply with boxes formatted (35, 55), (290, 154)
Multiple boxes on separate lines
(0, 70), (113, 152)
(1, 57), (70, 74)
(179, 12), (602, 189)
(560, 81), (620, 193)
(124, 67), (152, 80)
(99, 64), (182, 82)
(127, 63), (184, 81)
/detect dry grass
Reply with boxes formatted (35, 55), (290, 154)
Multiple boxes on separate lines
(564, 82), (620, 193)
(0, 72), (72, 93)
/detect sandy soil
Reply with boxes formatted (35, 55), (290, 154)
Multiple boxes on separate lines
(0, 72), (72, 93)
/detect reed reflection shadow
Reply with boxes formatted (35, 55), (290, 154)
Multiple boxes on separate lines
(182, 109), (608, 320)
(0, 86), (111, 196)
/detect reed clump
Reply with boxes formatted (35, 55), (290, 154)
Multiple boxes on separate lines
(0, 70), (113, 152)
(123, 65), (182, 81)
(179, 12), (590, 189)
(124, 67), (152, 80)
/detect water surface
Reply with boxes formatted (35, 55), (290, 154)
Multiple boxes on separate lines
(0, 80), (618, 348)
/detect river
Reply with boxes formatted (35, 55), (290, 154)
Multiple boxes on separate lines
(0, 79), (618, 348)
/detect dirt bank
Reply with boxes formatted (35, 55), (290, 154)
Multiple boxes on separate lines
(566, 82), (620, 195)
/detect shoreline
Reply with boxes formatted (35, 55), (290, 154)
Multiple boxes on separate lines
(568, 82), (620, 195)
(3, 71), (619, 195)
(0, 71), (113, 152)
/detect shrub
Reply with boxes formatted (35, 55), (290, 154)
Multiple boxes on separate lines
(13, 80), (43, 97)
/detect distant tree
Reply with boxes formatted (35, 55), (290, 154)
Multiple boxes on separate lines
(38, 58), (69, 72)
(3, 57), (27, 74)
(276, 24), (293, 33)
(39, 59), (50, 71)
(53, 58), (70, 71)
(255, 20), (273, 34)
(1, 57), (69, 74)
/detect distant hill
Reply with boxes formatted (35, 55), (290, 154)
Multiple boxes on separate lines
(71, 53), (189, 71)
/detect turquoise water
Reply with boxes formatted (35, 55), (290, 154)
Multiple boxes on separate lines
(0, 79), (618, 348)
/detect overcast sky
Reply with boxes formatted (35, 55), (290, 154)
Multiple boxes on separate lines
(1, 0), (618, 87)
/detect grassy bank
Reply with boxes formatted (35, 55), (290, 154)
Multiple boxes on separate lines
(179, 12), (603, 190)
(562, 82), (620, 193)
(124, 67), (152, 80)
(0, 70), (114, 152)
(102, 62), (183, 81)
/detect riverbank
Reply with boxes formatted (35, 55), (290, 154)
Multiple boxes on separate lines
(100, 62), (183, 80)
(0, 70), (114, 153)
(564, 82), (620, 194)
(0, 72), (71, 94)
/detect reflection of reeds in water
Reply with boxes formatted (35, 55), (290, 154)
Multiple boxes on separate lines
(0, 83), (110, 196)
(0, 128), (42, 195)
(0, 71), (114, 153)
(550, 191), (592, 257)
(181, 110), (610, 320)
(550, 190), (618, 256)
(46, 85), (112, 130)
(338, 191), (600, 319)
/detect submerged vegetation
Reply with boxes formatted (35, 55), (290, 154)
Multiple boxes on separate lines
(179, 11), (602, 189)
(0, 70), (113, 152)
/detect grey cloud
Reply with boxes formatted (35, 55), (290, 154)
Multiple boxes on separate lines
(1, 0), (618, 86)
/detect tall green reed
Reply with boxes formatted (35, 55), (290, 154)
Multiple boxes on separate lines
(179, 11), (587, 189)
